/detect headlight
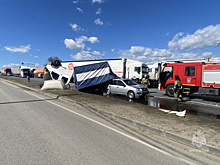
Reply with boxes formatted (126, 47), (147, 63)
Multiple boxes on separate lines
(136, 88), (142, 91)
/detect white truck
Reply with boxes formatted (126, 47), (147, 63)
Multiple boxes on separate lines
(12, 66), (35, 78)
(147, 63), (159, 88)
(61, 58), (148, 83)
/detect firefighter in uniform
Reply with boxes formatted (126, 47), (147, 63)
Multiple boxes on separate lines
(174, 75), (183, 101)
(141, 75), (150, 88)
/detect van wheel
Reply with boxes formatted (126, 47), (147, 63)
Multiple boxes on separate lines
(128, 91), (135, 99)
(166, 84), (174, 97)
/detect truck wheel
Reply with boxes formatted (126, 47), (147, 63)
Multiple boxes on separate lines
(128, 91), (135, 99)
(166, 84), (174, 97)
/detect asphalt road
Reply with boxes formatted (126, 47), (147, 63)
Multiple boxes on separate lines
(0, 80), (197, 164)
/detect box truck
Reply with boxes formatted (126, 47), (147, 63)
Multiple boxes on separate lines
(12, 66), (31, 78)
(61, 58), (148, 83)
(1, 68), (12, 76)
(44, 58), (148, 91)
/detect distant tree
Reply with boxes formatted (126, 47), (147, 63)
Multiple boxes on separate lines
(47, 56), (61, 63)
(44, 56), (62, 66)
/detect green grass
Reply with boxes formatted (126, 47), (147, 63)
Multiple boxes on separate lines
(0, 76), (42, 89)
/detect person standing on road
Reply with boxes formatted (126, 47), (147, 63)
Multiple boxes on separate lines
(174, 75), (183, 101)
(27, 70), (31, 82)
(141, 75), (150, 88)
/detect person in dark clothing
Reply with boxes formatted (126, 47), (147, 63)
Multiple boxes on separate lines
(27, 71), (31, 82)
(174, 75), (183, 101)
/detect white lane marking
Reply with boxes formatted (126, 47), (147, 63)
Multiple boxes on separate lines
(0, 80), (20, 88)
(24, 90), (196, 165)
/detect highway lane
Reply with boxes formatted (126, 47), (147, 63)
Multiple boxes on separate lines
(0, 80), (195, 164)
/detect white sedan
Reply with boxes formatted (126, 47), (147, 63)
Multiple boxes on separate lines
(107, 78), (149, 99)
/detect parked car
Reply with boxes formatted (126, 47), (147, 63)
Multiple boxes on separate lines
(107, 78), (149, 99)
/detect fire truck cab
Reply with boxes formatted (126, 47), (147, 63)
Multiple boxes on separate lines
(159, 60), (220, 97)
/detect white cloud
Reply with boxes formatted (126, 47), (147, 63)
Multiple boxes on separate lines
(169, 24), (220, 50)
(96, 8), (102, 15)
(129, 46), (147, 54)
(111, 48), (115, 52)
(4, 45), (31, 53)
(75, 36), (88, 43)
(91, 50), (104, 57)
(72, 0), (79, 4)
(64, 38), (85, 50)
(75, 36), (99, 44)
(119, 46), (152, 58)
(151, 49), (172, 57)
(202, 52), (214, 58)
(64, 36), (99, 51)
(86, 47), (92, 51)
(118, 46), (213, 64)
(94, 18), (103, 25)
(3, 63), (20, 68)
(69, 23), (84, 32)
(168, 32), (184, 50)
(92, 0), (105, 4)
(70, 50), (105, 60)
(77, 7), (83, 13)
(117, 25), (219, 64)
(143, 48), (152, 56)
(29, 54), (39, 58)
(87, 37), (99, 44)
(2, 63), (40, 68)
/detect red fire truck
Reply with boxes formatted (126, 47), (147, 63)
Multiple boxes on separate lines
(159, 58), (220, 97)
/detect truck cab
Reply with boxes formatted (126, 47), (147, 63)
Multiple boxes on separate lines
(125, 60), (148, 83)
(159, 62), (203, 96)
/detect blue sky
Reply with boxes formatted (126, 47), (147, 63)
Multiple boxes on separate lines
(1, 0), (220, 68)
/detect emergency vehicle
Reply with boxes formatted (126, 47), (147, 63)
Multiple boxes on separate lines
(158, 58), (220, 97)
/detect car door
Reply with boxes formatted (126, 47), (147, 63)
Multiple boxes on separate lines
(116, 80), (128, 95)
(108, 80), (118, 94)
(182, 65), (197, 86)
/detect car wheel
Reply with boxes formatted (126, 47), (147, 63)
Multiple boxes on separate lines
(166, 84), (174, 97)
(106, 89), (111, 95)
(127, 91), (135, 99)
